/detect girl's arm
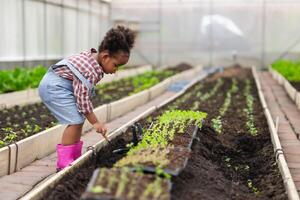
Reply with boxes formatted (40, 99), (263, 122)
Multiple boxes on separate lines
(85, 112), (107, 135)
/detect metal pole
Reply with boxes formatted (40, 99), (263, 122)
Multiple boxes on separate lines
(61, 0), (64, 57)
(158, 0), (162, 68)
(261, 0), (266, 69)
(107, 0), (113, 27)
(21, 0), (26, 67)
(75, 0), (79, 52)
(44, 0), (47, 67)
(88, 0), (92, 48)
(209, 0), (213, 67)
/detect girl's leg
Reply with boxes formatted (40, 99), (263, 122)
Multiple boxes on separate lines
(56, 123), (84, 170)
(61, 123), (84, 145)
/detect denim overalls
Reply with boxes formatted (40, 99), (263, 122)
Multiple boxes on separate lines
(38, 59), (96, 124)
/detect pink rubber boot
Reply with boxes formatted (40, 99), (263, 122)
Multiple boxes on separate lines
(56, 140), (83, 171)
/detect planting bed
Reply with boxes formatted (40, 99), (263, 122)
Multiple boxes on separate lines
(82, 167), (171, 200)
(0, 64), (191, 148)
(171, 67), (287, 200)
(115, 147), (191, 175)
(272, 59), (300, 92)
(39, 66), (286, 200)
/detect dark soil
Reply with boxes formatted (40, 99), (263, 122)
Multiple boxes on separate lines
(42, 66), (287, 200)
(0, 64), (190, 147)
(171, 67), (287, 200)
(291, 81), (300, 91)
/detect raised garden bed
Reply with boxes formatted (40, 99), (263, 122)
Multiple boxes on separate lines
(171, 67), (287, 200)
(0, 64), (201, 178)
(38, 66), (287, 200)
(272, 60), (300, 91)
(0, 65), (153, 108)
(270, 61), (300, 110)
(0, 64), (191, 148)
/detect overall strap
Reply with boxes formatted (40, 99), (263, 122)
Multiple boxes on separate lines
(55, 59), (95, 97)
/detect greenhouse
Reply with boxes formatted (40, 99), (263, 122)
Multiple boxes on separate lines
(0, 0), (300, 199)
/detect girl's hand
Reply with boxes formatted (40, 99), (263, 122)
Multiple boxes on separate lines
(93, 122), (108, 139)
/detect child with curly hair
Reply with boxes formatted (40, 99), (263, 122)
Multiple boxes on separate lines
(38, 26), (136, 170)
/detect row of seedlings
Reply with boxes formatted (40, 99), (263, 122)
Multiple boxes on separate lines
(82, 110), (207, 199)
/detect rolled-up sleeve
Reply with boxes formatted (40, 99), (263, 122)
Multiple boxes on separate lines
(73, 77), (94, 115)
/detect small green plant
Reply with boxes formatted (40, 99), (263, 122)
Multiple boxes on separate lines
(200, 78), (223, 102)
(0, 140), (5, 148)
(243, 80), (258, 136)
(212, 79), (238, 134)
(115, 167), (129, 197)
(4, 133), (17, 143)
(33, 124), (41, 133)
(247, 179), (260, 195)
(212, 117), (222, 134)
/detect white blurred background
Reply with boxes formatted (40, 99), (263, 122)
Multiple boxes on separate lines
(1, 0), (300, 69)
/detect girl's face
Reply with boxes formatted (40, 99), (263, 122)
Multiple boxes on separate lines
(100, 51), (129, 74)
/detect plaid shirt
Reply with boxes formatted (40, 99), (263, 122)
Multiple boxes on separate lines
(53, 48), (104, 114)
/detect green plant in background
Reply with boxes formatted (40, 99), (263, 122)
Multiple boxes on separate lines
(212, 79), (238, 134)
(130, 70), (174, 95)
(272, 60), (300, 81)
(95, 69), (175, 98)
(0, 65), (47, 93)
(200, 78), (224, 101)
(243, 80), (258, 136)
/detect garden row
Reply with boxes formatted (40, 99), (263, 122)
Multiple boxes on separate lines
(0, 64), (199, 177)
(0, 65), (47, 94)
(0, 64), (153, 108)
(0, 64), (190, 148)
(0, 64), (142, 94)
(272, 60), (300, 90)
(270, 61), (300, 111)
(31, 66), (287, 200)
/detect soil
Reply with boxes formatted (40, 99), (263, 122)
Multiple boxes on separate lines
(291, 81), (300, 91)
(170, 125), (197, 148)
(171, 68), (287, 200)
(42, 66), (287, 200)
(0, 64), (190, 147)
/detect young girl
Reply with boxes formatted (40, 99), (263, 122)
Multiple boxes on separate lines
(38, 26), (136, 170)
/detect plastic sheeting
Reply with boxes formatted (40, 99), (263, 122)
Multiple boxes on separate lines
(2, 0), (300, 68)
(111, 0), (300, 68)
(0, 0), (111, 68)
